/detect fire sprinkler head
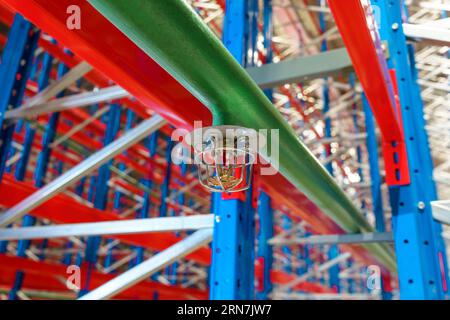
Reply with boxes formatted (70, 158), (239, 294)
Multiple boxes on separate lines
(188, 125), (262, 193)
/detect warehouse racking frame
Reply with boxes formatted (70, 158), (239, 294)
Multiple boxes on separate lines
(0, 0), (448, 300)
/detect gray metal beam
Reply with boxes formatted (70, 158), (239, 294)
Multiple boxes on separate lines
(78, 228), (213, 300)
(0, 214), (214, 240)
(403, 23), (450, 46)
(269, 232), (394, 246)
(419, 2), (450, 11)
(432, 200), (450, 226)
(5, 85), (128, 120)
(24, 61), (92, 107)
(278, 252), (351, 290)
(5, 61), (92, 120)
(0, 115), (166, 228)
(246, 48), (352, 89)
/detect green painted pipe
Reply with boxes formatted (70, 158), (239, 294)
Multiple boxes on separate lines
(89, 0), (396, 271)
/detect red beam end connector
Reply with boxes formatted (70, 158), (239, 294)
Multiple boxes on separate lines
(382, 70), (410, 186)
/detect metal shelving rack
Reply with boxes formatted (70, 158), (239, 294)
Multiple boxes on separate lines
(0, 0), (448, 300)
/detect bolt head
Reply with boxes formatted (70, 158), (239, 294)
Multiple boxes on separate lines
(418, 201), (426, 210)
(215, 215), (221, 223)
(392, 23), (399, 31)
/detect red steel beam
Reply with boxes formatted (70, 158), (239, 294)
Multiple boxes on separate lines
(0, 174), (212, 265)
(270, 270), (337, 294)
(0, 0), (330, 224)
(0, 1), (13, 25)
(0, 172), (386, 273)
(1, 0), (211, 129)
(0, 0), (352, 239)
(1, 254), (335, 299)
(0, 255), (208, 300)
(0, 0), (393, 271)
(328, 0), (410, 186)
(254, 261), (337, 293)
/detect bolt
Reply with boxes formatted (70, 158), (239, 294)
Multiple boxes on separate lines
(392, 23), (399, 31)
(418, 201), (426, 210)
(215, 215), (221, 223)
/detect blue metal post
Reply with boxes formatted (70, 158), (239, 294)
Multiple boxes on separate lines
(62, 242), (74, 266)
(0, 15), (39, 181)
(160, 136), (173, 218)
(318, 0), (333, 175)
(210, 0), (256, 299)
(166, 144), (188, 285)
(406, 41), (449, 300)
(347, 259), (355, 294)
(106, 109), (136, 269)
(210, 192), (255, 299)
(281, 215), (292, 275)
(255, 0), (274, 300)
(363, 95), (386, 233)
(159, 135), (175, 280)
(256, 191), (273, 300)
(130, 130), (157, 269)
(142, 132), (159, 287)
(318, 3), (341, 291)
(262, 0), (273, 96)
(75, 177), (86, 197)
(34, 50), (69, 188)
(363, 94), (392, 300)
(349, 74), (364, 183)
(93, 105), (122, 209)
(79, 104), (122, 296)
(371, 0), (449, 299)
(304, 238), (313, 273)
(327, 244), (340, 293)
(2, 21), (49, 299)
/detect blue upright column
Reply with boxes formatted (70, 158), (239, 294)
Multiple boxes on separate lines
(34, 50), (69, 188)
(363, 95), (386, 233)
(317, 3), (341, 291)
(79, 104), (122, 297)
(107, 109), (136, 270)
(0, 17), (41, 299)
(159, 135), (176, 281)
(160, 136), (174, 218)
(318, 0), (333, 176)
(255, 0), (274, 300)
(209, 0), (256, 300)
(256, 192), (273, 300)
(167, 158), (187, 285)
(363, 94), (392, 300)
(347, 259), (355, 294)
(371, 0), (449, 299)
(327, 245), (340, 293)
(281, 215), (292, 276)
(0, 15), (39, 181)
